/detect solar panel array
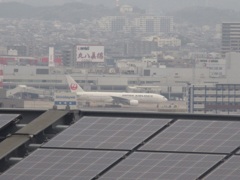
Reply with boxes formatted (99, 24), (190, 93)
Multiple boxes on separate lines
(205, 156), (240, 180)
(141, 120), (240, 153)
(0, 149), (126, 180)
(44, 116), (171, 150)
(101, 152), (224, 180)
(0, 114), (19, 130)
(2, 115), (240, 180)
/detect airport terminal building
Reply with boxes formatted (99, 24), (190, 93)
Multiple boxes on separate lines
(1, 52), (240, 113)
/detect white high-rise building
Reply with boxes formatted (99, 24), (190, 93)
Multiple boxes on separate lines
(98, 16), (173, 34)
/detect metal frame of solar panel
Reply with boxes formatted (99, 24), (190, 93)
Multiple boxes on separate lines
(204, 155), (240, 180)
(1, 149), (126, 180)
(140, 119), (240, 154)
(44, 116), (172, 150)
(0, 114), (19, 131)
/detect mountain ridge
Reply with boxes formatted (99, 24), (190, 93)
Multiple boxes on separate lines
(0, 2), (239, 25)
(0, 2), (117, 22)
(1, 0), (240, 11)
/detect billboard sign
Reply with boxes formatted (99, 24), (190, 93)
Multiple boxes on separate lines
(76, 45), (104, 62)
(54, 92), (77, 109)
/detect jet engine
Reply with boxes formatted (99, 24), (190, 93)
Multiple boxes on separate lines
(129, 100), (139, 106)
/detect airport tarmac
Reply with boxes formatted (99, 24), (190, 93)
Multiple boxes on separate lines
(24, 100), (187, 112)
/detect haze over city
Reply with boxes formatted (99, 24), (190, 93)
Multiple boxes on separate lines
(1, 0), (240, 11)
(1, 0), (240, 179)
(0, 0), (239, 111)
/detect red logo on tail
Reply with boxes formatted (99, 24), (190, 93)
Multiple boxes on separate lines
(70, 83), (78, 91)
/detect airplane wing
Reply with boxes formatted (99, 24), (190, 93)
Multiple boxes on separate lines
(111, 96), (130, 105)
(111, 96), (139, 106)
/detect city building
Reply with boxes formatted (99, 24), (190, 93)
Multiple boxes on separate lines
(188, 84), (240, 114)
(136, 16), (173, 34)
(222, 22), (240, 57)
(143, 36), (181, 48)
(7, 45), (28, 56)
(159, 16), (174, 34)
(195, 58), (226, 78)
(61, 49), (73, 67)
(0, 46), (7, 55)
(119, 5), (133, 14)
(124, 40), (158, 57)
(98, 16), (173, 34)
(98, 16), (127, 32)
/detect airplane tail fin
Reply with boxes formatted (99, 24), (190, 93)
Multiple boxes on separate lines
(66, 75), (84, 93)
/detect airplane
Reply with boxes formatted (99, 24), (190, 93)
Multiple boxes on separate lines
(66, 75), (168, 106)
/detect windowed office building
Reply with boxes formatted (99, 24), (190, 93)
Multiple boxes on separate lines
(188, 84), (240, 114)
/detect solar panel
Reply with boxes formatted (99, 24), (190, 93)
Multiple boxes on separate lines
(44, 116), (171, 150)
(205, 156), (240, 180)
(140, 120), (240, 153)
(0, 114), (19, 130)
(1, 149), (126, 180)
(100, 152), (224, 180)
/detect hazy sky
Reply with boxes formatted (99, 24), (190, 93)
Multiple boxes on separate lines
(1, 0), (240, 11)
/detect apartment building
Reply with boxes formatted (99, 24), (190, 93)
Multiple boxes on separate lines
(98, 16), (173, 34)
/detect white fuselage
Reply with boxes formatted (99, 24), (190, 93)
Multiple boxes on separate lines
(76, 91), (167, 104)
(65, 75), (167, 106)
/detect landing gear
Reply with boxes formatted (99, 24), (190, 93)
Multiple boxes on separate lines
(105, 104), (122, 108)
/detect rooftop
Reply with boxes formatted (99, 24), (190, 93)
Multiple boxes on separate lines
(0, 109), (239, 179)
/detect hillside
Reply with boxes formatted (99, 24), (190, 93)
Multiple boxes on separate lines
(0, 2), (117, 22)
(168, 7), (240, 25)
(0, 2), (239, 25)
(79, 0), (240, 11)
